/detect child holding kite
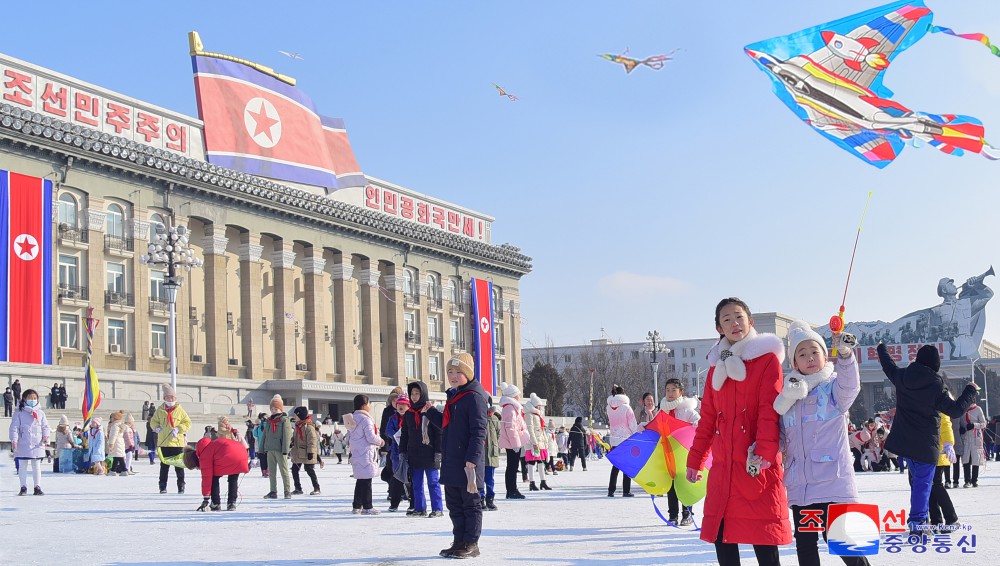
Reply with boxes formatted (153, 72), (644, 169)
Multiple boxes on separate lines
(686, 297), (791, 566)
(773, 320), (869, 566)
(659, 378), (700, 525)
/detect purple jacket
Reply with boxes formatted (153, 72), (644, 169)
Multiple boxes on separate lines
(347, 410), (384, 480)
(778, 353), (861, 507)
(10, 405), (50, 459)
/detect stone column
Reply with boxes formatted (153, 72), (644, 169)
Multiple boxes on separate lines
(330, 259), (358, 380)
(382, 272), (406, 388)
(239, 234), (265, 380)
(357, 265), (382, 384)
(132, 216), (152, 373)
(271, 242), (297, 379)
(508, 294), (522, 391)
(202, 227), (230, 378)
(83, 202), (107, 364)
(303, 252), (329, 381)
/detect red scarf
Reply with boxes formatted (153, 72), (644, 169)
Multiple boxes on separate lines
(296, 416), (312, 440)
(443, 390), (474, 428)
(165, 405), (176, 428)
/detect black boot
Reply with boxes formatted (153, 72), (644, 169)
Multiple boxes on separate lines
(480, 496), (487, 510)
(209, 502), (222, 511)
(485, 496), (497, 510)
(439, 539), (461, 557)
(505, 491), (525, 499)
(451, 541), (480, 559)
(529, 481), (539, 491)
(540, 481), (552, 491)
(197, 498), (210, 512)
(226, 502), (237, 511)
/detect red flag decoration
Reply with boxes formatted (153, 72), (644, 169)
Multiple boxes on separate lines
(0, 170), (53, 364)
(193, 54), (364, 190)
(470, 278), (496, 395)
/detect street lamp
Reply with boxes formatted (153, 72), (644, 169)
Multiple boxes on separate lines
(588, 368), (596, 429)
(646, 330), (667, 405)
(140, 222), (203, 392)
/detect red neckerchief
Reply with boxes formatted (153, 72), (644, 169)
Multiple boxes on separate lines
(296, 416), (312, 440)
(412, 408), (421, 430)
(966, 406), (978, 426)
(165, 405), (176, 428)
(269, 413), (282, 433)
(443, 390), (474, 428)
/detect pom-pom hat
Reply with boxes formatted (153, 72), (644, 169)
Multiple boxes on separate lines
(786, 320), (828, 365)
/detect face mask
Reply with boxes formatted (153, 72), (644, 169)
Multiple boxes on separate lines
(25, 399), (38, 407)
(164, 401), (176, 408)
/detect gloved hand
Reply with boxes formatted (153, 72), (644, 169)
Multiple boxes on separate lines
(170, 427), (179, 438)
(746, 442), (771, 478)
(154, 427), (162, 433)
(307, 453), (314, 461)
(943, 442), (957, 464)
(835, 332), (857, 357)
(464, 464), (478, 494)
(196, 498), (210, 512)
(958, 425), (967, 435)
(685, 467), (703, 483)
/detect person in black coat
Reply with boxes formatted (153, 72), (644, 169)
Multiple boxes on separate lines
(424, 353), (487, 559)
(11, 379), (22, 403)
(567, 417), (588, 471)
(3, 387), (13, 417)
(400, 381), (443, 517)
(877, 343), (978, 533)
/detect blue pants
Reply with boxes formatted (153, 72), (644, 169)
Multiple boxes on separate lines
(411, 468), (442, 512)
(479, 466), (496, 499)
(903, 458), (935, 525)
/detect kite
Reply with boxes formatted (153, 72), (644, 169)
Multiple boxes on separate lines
(599, 48), (679, 74)
(493, 84), (518, 101)
(278, 51), (304, 60)
(606, 411), (711, 528)
(745, 0), (1000, 168)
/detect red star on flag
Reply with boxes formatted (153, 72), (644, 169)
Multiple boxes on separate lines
(247, 101), (279, 141)
(16, 236), (36, 258)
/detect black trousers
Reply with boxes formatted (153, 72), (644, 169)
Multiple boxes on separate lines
(520, 455), (528, 481)
(569, 446), (588, 470)
(4, 403), (11, 417)
(211, 474), (239, 505)
(111, 457), (127, 474)
(608, 448), (631, 495)
(158, 447), (185, 490)
(389, 475), (407, 507)
(851, 448), (863, 472)
(792, 503), (872, 566)
(930, 466), (959, 525)
(952, 461), (963, 483)
(504, 449), (521, 495)
(291, 463), (319, 491)
(353, 478), (373, 510)
(963, 463), (980, 484)
(445, 485), (483, 544)
(714, 520), (780, 566)
(667, 485), (680, 518)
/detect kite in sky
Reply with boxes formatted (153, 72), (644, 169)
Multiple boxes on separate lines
(278, 51), (304, 60)
(606, 411), (711, 527)
(745, 0), (1000, 168)
(493, 84), (518, 101)
(599, 48), (678, 74)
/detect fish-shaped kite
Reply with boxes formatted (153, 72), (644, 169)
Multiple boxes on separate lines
(745, 0), (999, 168)
(493, 84), (518, 101)
(599, 48), (678, 74)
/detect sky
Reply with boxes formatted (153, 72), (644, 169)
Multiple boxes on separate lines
(5, 0), (1000, 348)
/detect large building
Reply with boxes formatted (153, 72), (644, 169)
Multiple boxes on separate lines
(0, 49), (530, 427)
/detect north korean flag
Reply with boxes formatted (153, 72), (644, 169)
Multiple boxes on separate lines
(321, 115), (367, 190)
(0, 170), (53, 364)
(471, 278), (496, 395)
(192, 56), (340, 189)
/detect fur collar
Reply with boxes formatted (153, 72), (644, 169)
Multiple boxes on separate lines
(607, 394), (630, 409)
(659, 396), (697, 413)
(707, 331), (785, 391)
(499, 395), (521, 408)
(525, 403), (544, 417)
(773, 362), (834, 415)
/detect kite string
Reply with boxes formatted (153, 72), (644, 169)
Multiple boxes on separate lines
(840, 192), (873, 310)
(930, 25), (1000, 57)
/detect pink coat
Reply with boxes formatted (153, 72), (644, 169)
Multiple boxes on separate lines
(606, 394), (639, 447)
(347, 410), (384, 480)
(499, 396), (529, 450)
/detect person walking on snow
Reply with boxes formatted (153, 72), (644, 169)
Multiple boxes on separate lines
(958, 402), (987, 487)
(607, 384), (638, 497)
(400, 381), (444, 517)
(498, 381), (529, 499)
(149, 384), (191, 493)
(260, 395), (293, 499)
(524, 393), (552, 492)
(659, 378), (701, 525)
(347, 394), (384, 514)
(10, 389), (50, 495)
(289, 407), (321, 495)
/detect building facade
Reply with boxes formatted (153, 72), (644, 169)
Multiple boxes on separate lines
(0, 52), (529, 426)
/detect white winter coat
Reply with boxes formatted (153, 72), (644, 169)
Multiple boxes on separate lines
(606, 394), (639, 447)
(107, 420), (127, 458)
(658, 396), (701, 426)
(960, 404), (987, 466)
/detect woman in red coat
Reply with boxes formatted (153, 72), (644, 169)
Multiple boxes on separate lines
(184, 435), (250, 511)
(686, 298), (792, 565)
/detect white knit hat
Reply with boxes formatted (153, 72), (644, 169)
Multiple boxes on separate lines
(526, 392), (546, 408)
(787, 320), (828, 365)
(161, 383), (176, 398)
(270, 394), (284, 411)
(500, 381), (521, 398)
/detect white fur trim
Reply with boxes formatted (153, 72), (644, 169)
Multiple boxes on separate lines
(659, 396), (697, 413)
(773, 362), (834, 415)
(707, 331), (785, 391)
(606, 394), (630, 409)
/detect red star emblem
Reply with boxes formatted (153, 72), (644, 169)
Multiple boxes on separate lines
(16, 236), (36, 257)
(247, 101), (279, 141)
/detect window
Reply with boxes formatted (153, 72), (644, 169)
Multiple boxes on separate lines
(58, 193), (78, 228)
(691, 362), (697, 373)
(495, 359), (504, 382)
(429, 355), (440, 380)
(492, 287), (503, 313)
(405, 353), (416, 379)
(107, 319), (126, 353)
(632, 350), (640, 359)
(447, 278), (460, 303)
(106, 203), (125, 238)
(151, 324), (167, 353)
(683, 363), (689, 373)
(107, 263), (125, 293)
(59, 255), (79, 288)
(149, 213), (166, 237)
(564, 354), (571, 363)
(450, 319), (460, 341)
(59, 314), (79, 349)
(150, 271), (166, 302)
(428, 316), (439, 340)
(427, 274), (440, 301)
(403, 269), (414, 295)
(404, 312), (415, 333)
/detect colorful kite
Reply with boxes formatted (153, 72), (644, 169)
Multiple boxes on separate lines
(745, 0), (1000, 168)
(493, 84), (518, 101)
(599, 48), (678, 74)
(606, 411), (711, 527)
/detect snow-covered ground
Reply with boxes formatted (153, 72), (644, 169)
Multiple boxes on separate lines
(2, 453), (996, 565)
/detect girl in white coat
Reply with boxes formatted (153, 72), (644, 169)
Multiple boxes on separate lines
(959, 403), (987, 487)
(524, 393), (552, 491)
(107, 410), (128, 476)
(606, 385), (639, 497)
(9, 389), (50, 495)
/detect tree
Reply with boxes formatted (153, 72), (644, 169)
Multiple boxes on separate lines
(523, 362), (567, 416)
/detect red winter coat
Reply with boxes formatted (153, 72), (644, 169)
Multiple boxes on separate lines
(196, 437), (250, 497)
(687, 334), (792, 546)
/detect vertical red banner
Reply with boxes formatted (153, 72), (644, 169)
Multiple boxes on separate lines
(471, 278), (496, 395)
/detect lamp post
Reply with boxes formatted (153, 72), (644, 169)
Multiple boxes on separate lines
(140, 222), (203, 392)
(589, 367), (595, 429)
(647, 330), (667, 405)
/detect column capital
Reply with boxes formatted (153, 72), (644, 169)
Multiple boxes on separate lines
(330, 263), (354, 281)
(302, 257), (327, 275)
(382, 275), (406, 292)
(84, 209), (106, 232)
(357, 268), (381, 287)
(272, 250), (296, 269)
(238, 243), (264, 263)
(130, 219), (150, 241)
(201, 234), (229, 255)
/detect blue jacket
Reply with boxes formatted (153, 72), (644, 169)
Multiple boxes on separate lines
(427, 379), (488, 488)
(385, 412), (404, 469)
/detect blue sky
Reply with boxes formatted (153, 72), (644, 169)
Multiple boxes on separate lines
(6, 1), (1000, 347)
